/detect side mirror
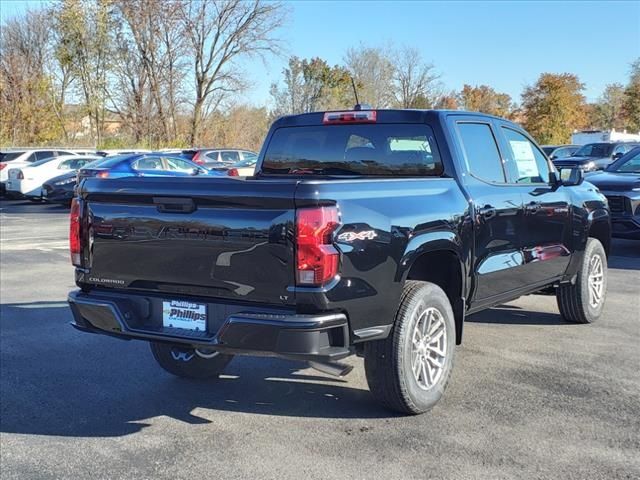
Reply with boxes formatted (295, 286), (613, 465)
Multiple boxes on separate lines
(191, 168), (200, 176)
(558, 167), (584, 186)
(612, 152), (624, 161)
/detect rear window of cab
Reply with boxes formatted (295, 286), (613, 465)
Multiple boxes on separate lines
(261, 123), (443, 176)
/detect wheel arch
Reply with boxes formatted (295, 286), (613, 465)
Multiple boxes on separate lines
(399, 234), (466, 345)
(588, 212), (611, 257)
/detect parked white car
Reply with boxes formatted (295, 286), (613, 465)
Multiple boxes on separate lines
(6, 155), (99, 200)
(0, 149), (79, 194)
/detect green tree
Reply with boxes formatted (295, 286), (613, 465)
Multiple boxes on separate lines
(458, 84), (513, 117)
(270, 56), (352, 116)
(521, 73), (587, 144)
(54, 0), (113, 145)
(590, 83), (626, 130)
(622, 59), (640, 132)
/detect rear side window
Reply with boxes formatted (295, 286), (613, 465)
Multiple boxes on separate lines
(35, 151), (56, 161)
(457, 123), (505, 183)
(262, 124), (442, 176)
(205, 151), (220, 162)
(0, 152), (25, 162)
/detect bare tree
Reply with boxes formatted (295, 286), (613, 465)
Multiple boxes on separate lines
(344, 44), (396, 108)
(179, 0), (285, 145)
(394, 47), (441, 109)
(0, 9), (59, 144)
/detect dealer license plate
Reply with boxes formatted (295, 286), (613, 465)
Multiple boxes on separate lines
(162, 300), (207, 331)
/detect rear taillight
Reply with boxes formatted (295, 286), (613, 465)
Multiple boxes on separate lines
(323, 110), (377, 124)
(227, 168), (239, 176)
(17, 171), (24, 179)
(296, 206), (340, 286)
(69, 198), (82, 266)
(0, 163), (6, 171)
(96, 171), (109, 178)
(192, 152), (205, 165)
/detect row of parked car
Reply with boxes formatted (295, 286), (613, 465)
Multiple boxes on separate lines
(542, 141), (638, 171)
(0, 148), (258, 205)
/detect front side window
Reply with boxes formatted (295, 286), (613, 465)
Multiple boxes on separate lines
(610, 149), (640, 173)
(501, 127), (549, 184)
(457, 122), (505, 183)
(263, 123), (442, 176)
(502, 127), (550, 183)
(164, 157), (196, 172)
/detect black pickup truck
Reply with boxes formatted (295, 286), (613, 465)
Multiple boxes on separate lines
(68, 109), (610, 414)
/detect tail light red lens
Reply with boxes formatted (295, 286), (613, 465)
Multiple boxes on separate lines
(96, 171), (109, 178)
(227, 168), (239, 176)
(296, 206), (340, 286)
(192, 152), (205, 165)
(17, 171), (24, 179)
(0, 163), (6, 171)
(69, 198), (82, 266)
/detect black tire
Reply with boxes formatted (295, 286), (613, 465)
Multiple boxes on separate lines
(557, 238), (607, 324)
(364, 281), (456, 415)
(150, 342), (233, 379)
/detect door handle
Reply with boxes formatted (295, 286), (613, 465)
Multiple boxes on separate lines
(525, 201), (541, 214)
(478, 205), (497, 219)
(153, 196), (196, 213)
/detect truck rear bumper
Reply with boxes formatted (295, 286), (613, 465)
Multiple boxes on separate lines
(68, 290), (351, 362)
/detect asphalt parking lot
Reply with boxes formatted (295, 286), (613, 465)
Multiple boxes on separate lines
(1, 199), (639, 480)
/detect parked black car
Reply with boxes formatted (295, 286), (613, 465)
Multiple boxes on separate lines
(586, 146), (640, 240)
(42, 170), (79, 205)
(553, 142), (639, 172)
(68, 109), (610, 415)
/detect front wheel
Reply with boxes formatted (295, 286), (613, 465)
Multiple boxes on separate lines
(557, 238), (607, 324)
(364, 281), (456, 415)
(150, 342), (233, 379)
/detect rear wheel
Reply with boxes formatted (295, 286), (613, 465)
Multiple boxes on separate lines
(150, 342), (233, 379)
(557, 238), (607, 324)
(364, 281), (456, 415)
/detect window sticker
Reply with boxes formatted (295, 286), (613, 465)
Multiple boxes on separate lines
(509, 140), (538, 178)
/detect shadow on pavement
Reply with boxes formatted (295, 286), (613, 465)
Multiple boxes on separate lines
(0, 199), (69, 214)
(0, 302), (395, 439)
(467, 303), (567, 325)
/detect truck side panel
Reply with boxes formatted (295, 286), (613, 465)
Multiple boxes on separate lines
(293, 178), (470, 339)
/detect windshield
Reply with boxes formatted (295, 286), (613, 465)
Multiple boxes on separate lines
(0, 152), (25, 162)
(607, 148), (640, 173)
(262, 123), (443, 176)
(542, 146), (556, 156)
(573, 143), (614, 158)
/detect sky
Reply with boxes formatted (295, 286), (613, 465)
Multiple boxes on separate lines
(2, 0), (639, 106)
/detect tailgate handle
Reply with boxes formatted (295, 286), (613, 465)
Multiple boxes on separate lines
(153, 197), (196, 214)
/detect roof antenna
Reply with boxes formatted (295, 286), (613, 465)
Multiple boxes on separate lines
(350, 76), (360, 106)
(350, 76), (372, 111)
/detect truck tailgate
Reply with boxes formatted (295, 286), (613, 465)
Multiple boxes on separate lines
(80, 177), (297, 306)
